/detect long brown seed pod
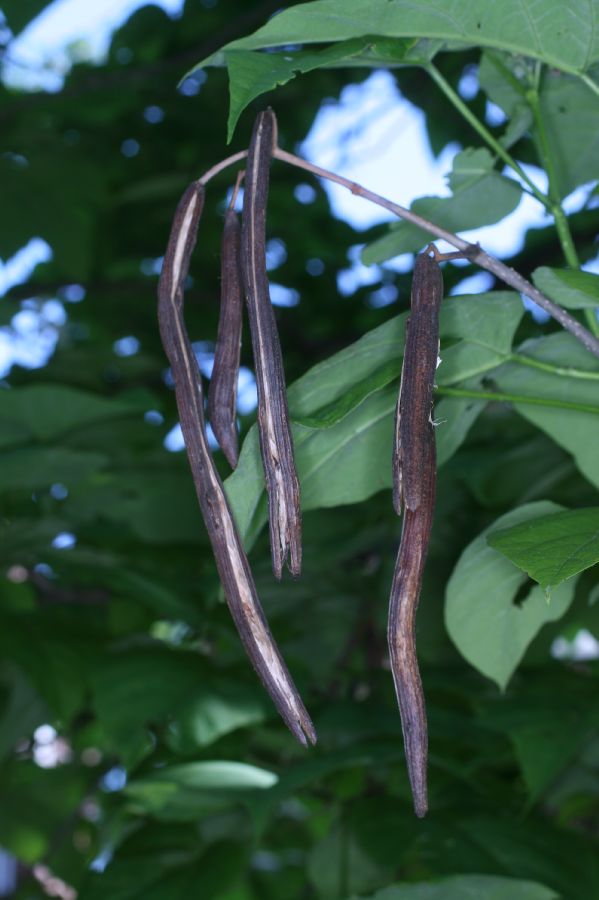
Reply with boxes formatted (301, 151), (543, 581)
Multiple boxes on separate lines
(389, 246), (443, 818)
(157, 180), (316, 747)
(208, 205), (243, 468)
(240, 109), (302, 580)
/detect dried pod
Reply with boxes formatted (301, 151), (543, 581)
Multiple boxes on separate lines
(240, 109), (302, 580)
(157, 180), (315, 747)
(388, 247), (443, 818)
(208, 206), (243, 468)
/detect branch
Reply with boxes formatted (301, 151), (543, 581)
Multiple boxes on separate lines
(272, 148), (599, 360)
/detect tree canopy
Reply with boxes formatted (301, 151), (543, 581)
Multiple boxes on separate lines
(1, 1), (599, 897)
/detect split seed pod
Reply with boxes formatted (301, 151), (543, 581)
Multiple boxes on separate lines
(208, 206), (243, 468)
(388, 246), (443, 818)
(157, 180), (315, 747)
(240, 109), (302, 580)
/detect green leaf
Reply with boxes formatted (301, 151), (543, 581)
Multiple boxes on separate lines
(223, 40), (376, 140)
(1, 1), (51, 37)
(0, 666), (48, 762)
(79, 840), (247, 900)
(438, 290), (524, 384)
(310, 821), (392, 899)
(198, 0), (599, 135)
(287, 314), (406, 420)
(493, 333), (599, 490)
(539, 72), (599, 197)
(248, 742), (404, 833)
(0, 152), (106, 277)
(164, 680), (269, 752)
(0, 385), (150, 443)
(91, 648), (211, 767)
(350, 873), (559, 900)
(487, 507), (599, 591)
(445, 501), (576, 689)
(362, 149), (522, 263)
(532, 267), (599, 310)
(0, 446), (107, 491)
(125, 761), (278, 820)
(478, 51), (533, 148)
(434, 394), (487, 466)
(65, 471), (206, 544)
(226, 292), (522, 544)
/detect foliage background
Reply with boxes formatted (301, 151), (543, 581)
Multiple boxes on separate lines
(1, 0), (599, 897)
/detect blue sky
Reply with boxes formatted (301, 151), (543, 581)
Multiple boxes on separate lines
(0, 0), (596, 382)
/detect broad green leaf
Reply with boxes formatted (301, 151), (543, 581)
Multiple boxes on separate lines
(198, 0), (599, 132)
(228, 384), (473, 546)
(539, 72), (599, 197)
(438, 290), (523, 384)
(226, 292), (522, 544)
(445, 501), (576, 689)
(0, 666), (48, 761)
(532, 267), (599, 310)
(434, 394), (486, 465)
(362, 149), (522, 263)
(310, 822), (392, 899)
(164, 681), (268, 752)
(209, 0), (599, 68)
(0, 151), (105, 277)
(65, 471), (206, 544)
(478, 51), (533, 148)
(223, 40), (380, 141)
(91, 648), (211, 767)
(488, 507), (599, 591)
(287, 291), (521, 424)
(0, 760), (88, 864)
(0, 385), (150, 442)
(476, 668), (599, 803)
(1, 1), (50, 36)
(350, 874), (558, 900)
(247, 742), (404, 833)
(125, 761), (277, 819)
(79, 839), (246, 900)
(107, 569), (204, 624)
(511, 718), (595, 804)
(493, 333), (599, 490)
(287, 314), (406, 422)
(0, 446), (107, 491)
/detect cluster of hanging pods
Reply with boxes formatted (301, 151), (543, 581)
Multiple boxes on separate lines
(158, 108), (450, 818)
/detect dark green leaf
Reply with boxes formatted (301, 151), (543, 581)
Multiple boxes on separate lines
(532, 267), (599, 310)
(350, 874), (559, 900)
(488, 507), (599, 591)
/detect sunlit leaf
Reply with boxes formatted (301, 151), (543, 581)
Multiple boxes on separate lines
(445, 501), (577, 689)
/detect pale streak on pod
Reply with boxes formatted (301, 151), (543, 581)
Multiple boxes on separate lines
(157, 180), (315, 747)
(208, 207), (243, 468)
(240, 109), (302, 580)
(389, 247), (443, 818)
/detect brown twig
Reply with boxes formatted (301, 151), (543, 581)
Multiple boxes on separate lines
(273, 147), (599, 360)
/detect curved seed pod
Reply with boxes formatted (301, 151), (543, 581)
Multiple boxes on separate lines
(158, 180), (315, 747)
(240, 109), (302, 580)
(208, 207), (243, 468)
(389, 247), (443, 818)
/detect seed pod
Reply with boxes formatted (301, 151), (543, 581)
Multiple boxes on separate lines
(157, 180), (315, 747)
(388, 247), (443, 818)
(240, 109), (302, 579)
(208, 207), (243, 468)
